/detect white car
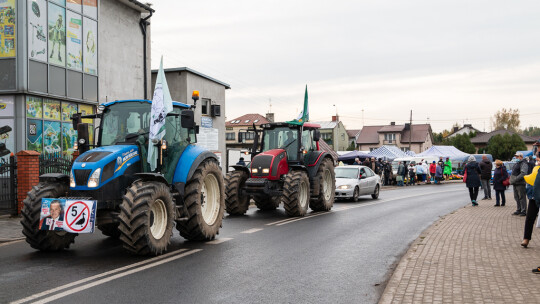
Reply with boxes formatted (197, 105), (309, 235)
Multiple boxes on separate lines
(335, 165), (381, 201)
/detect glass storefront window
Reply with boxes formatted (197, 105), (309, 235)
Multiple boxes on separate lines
(27, 96), (43, 118)
(44, 99), (61, 120)
(27, 119), (43, 153)
(62, 102), (77, 121)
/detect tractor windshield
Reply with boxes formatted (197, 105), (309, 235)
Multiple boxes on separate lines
(262, 127), (299, 161)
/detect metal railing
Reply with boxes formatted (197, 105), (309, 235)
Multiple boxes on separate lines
(0, 155), (17, 215)
(39, 153), (73, 176)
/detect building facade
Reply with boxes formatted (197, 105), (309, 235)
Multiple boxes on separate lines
(0, 0), (153, 160)
(152, 67), (230, 169)
(311, 116), (348, 151)
(356, 123), (434, 154)
(470, 129), (537, 153)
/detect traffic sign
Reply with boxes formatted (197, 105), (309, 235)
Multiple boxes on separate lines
(63, 200), (96, 233)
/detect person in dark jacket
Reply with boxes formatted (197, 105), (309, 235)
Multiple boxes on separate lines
(492, 159), (508, 207)
(532, 160), (540, 273)
(478, 155), (493, 200)
(522, 156), (540, 250)
(465, 155), (482, 206)
(510, 152), (529, 216)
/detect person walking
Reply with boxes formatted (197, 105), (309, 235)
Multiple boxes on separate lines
(429, 161), (437, 183)
(492, 159), (508, 207)
(522, 160), (539, 248)
(510, 152), (529, 216)
(383, 161), (392, 186)
(479, 155), (493, 200)
(464, 155), (482, 206)
(415, 162), (424, 183)
(362, 157), (371, 167)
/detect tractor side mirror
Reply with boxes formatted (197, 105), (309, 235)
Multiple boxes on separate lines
(313, 129), (321, 142)
(77, 123), (90, 154)
(71, 113), (82, 130)
(181, 110), (195, 129)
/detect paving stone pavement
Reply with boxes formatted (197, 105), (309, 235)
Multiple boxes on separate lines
(379, 200), (540, 304)
(0, 215), (23, 243)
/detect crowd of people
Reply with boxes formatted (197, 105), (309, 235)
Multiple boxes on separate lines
(348, 156), (455, 187)
(462, 151), (540, 274)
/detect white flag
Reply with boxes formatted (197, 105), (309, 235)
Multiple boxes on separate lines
(148, 56), (173, 171)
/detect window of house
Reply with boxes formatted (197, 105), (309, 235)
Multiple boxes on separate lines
(201, 99), (210, 115)
(226, 132), (235, 140)
(401, 147), (410, 152)
(245, 132), (255, 140)
(385, 133), (396, 142)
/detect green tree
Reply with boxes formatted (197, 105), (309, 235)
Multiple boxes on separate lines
(432, 132), (444, 144)
(346, 141), (356, 151)
(522, 126), (540, 137)
(492, 108), (520, 132)
(448, 133), (476, 154)
(486, 133), (527, 160)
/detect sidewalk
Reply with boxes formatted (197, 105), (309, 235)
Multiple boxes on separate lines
(0, 215), (24, 243)
(380, 200), (540, 304)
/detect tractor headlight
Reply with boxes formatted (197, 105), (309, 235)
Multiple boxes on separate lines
(87, 168), (101, 188)
(262, 168), (270, 174)
(69, 171), (75, 188)
(251, 168), (258, 174)
(337, 185), (351, 190)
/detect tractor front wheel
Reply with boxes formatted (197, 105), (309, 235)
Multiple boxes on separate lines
(283, 170), (310, 217)
(254, 195), (280, 211)
(118, 181), (175, 255)
(21, 182), (78, 251)
(177, 160), (225, 241)
(225, 170), (250, 215)
(309, 158), (335, 211)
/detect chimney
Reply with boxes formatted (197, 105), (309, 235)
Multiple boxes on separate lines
(332, 115), (339, 122)
(404, 123), (410, 130)
(265, 113), (274, 123)
(390, 122), (395, 126)
(453, 126), (459, 132)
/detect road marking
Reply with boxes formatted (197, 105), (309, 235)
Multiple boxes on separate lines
(27, 249), (202, 304)
(272, 189), (462, 226)
(265, 211), (324, 226)
(10, 248), (192, 304)
(206, 237), (233, 244)
(241, 228), (264, 234)
(0, 239), (24, 247)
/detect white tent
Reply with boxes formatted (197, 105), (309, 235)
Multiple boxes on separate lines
(416, 145), (470, 159)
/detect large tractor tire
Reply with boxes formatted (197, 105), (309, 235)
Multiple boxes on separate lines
(177, 160), (225, 241)
(21, 182), (78, 251)
(254, 195), (280, 211)
(309, 157), (335, 211)
(98, 223), (121, 238)
(225, 170), (250, 215)
(283, 170), (310, 217)
(118, 181), (175, 255)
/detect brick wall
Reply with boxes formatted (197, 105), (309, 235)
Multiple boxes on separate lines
(16, 151), (40, 214)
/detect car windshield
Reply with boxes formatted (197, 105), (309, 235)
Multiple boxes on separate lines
(335, 167), (359, 179)
(101, 102), (152, 146)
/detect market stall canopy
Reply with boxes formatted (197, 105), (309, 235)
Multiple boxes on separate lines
(416, 145), (470, 159)
(367, 145), (410, 161)
(405, 150), (416, 156)
(337, 150), (371, 162)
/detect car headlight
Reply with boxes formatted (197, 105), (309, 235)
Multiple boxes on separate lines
(337, 185), (351, 190)
(251, 168), (258, 174)
(87, 168), (101, 188)
(70, 171), (76, 188)
(262, 168), (270, 174)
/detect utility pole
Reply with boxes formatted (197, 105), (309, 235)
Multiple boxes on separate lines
(409, 110), (412, 151)
(362, 109), (364, 127)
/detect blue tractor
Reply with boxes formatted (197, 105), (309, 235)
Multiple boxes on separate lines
(21, 94), (225, 255)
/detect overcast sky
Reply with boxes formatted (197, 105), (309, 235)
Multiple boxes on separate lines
(148, 0), (540, 133)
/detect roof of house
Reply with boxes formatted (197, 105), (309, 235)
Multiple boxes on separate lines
(356, 125), (386, 144)
(470, 129), (537, 144)
(151, 67), (231, 89)
(446, 124), (484, 137)
(346, 129), (361, 138)
(310, 121), (338, 130)
(226, 114), (269, 127)
(118, 0), (155, 13)
(356, 124), (432, 144)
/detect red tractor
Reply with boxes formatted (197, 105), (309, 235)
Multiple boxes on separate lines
(225, 122), (335, 216)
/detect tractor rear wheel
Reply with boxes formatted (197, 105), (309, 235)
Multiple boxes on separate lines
(118, 181), (174, 255)
(21, 182), (78, 251)
(283, 170), (310, 217)
(177, 160), (225, 241)
(225, 170), (250, 215)
(254, 195), (280, 211)
(309, 158), (335, 211)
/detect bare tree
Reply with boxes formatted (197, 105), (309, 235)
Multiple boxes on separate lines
(492, 108), (520, 132)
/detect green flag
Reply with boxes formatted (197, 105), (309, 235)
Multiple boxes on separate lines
(287, 85), (309, 125)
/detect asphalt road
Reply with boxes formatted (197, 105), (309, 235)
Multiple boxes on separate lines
(0, 183), (470, 304)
